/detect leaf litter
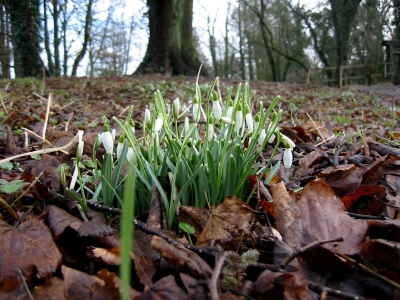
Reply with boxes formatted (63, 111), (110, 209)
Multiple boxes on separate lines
(1, 76), (400, 299)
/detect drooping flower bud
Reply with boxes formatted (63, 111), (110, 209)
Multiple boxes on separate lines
(212, 92), (222, 121)
(76, 130), (84, 160)
(244, 103), (253, 133)
(126, 147), (136, 164)
(102, 124), (114, 154)
(258, 129), (266, 145)
(236, 103), (243, 135)
(193, 95), (200, 122)
(225, 100), (234, 120)
(283, 147), (293, 168)
(154, 113), (163, 132)
(173, 98), (180, 120)
(117, 135), (125, 159)
(144, 108), (152, 130)
(207, 115), (215, 142)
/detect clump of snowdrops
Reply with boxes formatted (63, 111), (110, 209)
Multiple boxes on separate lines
(64, 78), (295, 229)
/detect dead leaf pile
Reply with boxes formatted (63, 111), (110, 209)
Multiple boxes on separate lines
(1, 76), (400, 299)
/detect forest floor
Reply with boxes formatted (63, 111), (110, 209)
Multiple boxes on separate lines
(0, 75), (400, 299)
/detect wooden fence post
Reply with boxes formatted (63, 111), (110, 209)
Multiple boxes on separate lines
(338, 65), (342, 88)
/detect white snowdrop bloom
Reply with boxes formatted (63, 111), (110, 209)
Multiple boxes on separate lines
(173, 98), (180, 119)
(258, 129), (266, 145)
(102, 131), (114, 154)
(144, 108), (151, 129)
(154, 115), (163, 132)
(283, 148), (293, 169)
(212, 100), (222, 121)
(126, 147), (136, 164)
(245, 113), (253, 133)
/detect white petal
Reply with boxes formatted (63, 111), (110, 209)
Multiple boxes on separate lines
(193, 103), (199, 122)
(154, 117), (163, 132)
(245, 113), (253, 133)
(126, 147), (136, 163)
(77, 141), (84, 158)
(184, 117), (190, 135)
(116, 142), (123, 159)
(78, 130), (84, 143)
(207, 124), (214, 141)
(212, 101), (222, 121)
(258, 129), (266, 145)
(283, 148), (293, 168)
(102, 131), (114, 154)
(144, 108), (151, 126)
(236, 111), (243, 134)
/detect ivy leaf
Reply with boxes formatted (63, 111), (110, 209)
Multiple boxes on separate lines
(0, 179), (29, 194)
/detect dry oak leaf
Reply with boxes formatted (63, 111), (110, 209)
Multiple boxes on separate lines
(0, 218), (62, 283)
(151, 235), (212, 279)
(270, 180), (302, 250)
(135, 274), (189, 300)
(196, 196), (254, 246)
(297, 179), (368, 255)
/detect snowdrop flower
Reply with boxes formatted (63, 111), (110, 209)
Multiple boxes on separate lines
(207, 115), (215, 142)
(281, 134), (295, 168)
(144, 108), (152, 130)
(116, 135), (124, 160)
(126, 147), (136, 164)
(173, 98), (180, 120)
(254, 113), (260, 132)
(212, 91), (222, 121)
(258, 129), (266, 145)
(76, 130), (84, 160)
(236, 103), (243, 135)
(267, 122), (276, 143)
(128, 120), (135, 135)
(102, 125), (114, 154)
(220, 117), (233, 124)
(193, 95), (200, 122)
(154, 114), (163, 132)
(184, 117), (190, 135)
(225, 100), (234, 120)
(283, 148), (293, 169)
(244, 103), (253, 133)
(111, 128), (116, 142)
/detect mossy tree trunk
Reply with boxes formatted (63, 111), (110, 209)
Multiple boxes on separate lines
(7, 0), (43, 77)
(134, 0), (206, 76)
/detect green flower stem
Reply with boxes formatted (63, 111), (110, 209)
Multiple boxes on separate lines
(119, 164), (136, 300)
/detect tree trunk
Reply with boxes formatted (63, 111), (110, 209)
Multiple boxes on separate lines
(52, 0), (61, 76)
(238, 2), (246, 80)
(44, 0), (54, 75)
(71, 0), (93, 76)
(393, 0), (400, 84)
(7, 0), (43, 77)
(329, 0), (362, 67)
(0, 2), (11, 78)
(134, 0), (205, 76)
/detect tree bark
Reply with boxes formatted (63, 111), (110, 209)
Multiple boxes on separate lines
(393, 0), (400, 84)
(7, 0), (43, 77)
(135, 0), (206, 76)
(0, 2), (11, 78)
(329, 0), (362, 66)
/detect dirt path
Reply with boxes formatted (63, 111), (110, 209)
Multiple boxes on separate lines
(354, 84), (400, 99)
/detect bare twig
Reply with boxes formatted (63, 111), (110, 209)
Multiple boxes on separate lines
(0, 133), (78, 164)
(308, 281), (365, 300)
(338, 254), (400, 290)
(21, 127), (68, 154)
(11, 171), (44, 207)
(279, 237), (344, 268)
(208, 249), (226, 300)
(15, 269), (34, 300)
(42, 93), (52, 139)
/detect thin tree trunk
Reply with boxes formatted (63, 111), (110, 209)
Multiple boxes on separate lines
(44, 0), (54, 75)
(0, 2), (11, 78)
(238, 2), (245, 80)
(71, 0), (93, 76)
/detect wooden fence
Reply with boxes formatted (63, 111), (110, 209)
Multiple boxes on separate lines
(305, 63), (389, 88)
